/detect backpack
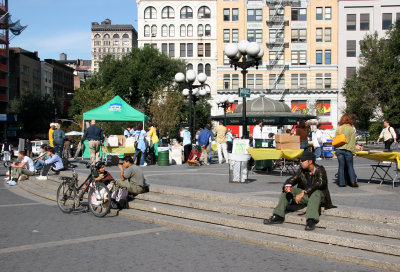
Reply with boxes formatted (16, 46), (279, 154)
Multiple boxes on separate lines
(111, 188), (129, 209)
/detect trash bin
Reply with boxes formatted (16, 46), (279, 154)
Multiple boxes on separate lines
(254, 139), (273, 170)
(158, 150), (170, 166)
(229, 153), (251, 183)
(322, 140), (334, 158)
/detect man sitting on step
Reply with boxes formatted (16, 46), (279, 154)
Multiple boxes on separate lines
(36, 148), (64, 180)
(7, 151), (35, 186)
(263, 151), (335, 231)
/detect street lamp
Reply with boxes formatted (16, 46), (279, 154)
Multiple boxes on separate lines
(216, 95), (235, 126)
(175, 70), (208, 143)
(224, 41), (264, 139)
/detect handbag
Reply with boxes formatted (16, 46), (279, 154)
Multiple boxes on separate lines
(332, 126), (347, 147)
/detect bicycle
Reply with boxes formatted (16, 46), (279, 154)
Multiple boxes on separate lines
(56, 161), (111, 217)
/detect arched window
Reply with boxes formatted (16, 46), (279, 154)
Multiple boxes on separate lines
(198, 24), (204, 36)
(198, 6), (211, 19)
(198, 63), (204, 74)
(144, 7), (157, 19)
(151, 25), (157, 37)
(162, 25), (168, 37)
(144, 25), (150, 37)
(205, 64), (211, 76)
(104, 34), (110, 39)
(169, 25), (175, 37)
(187, 24), (193, 37)
(94, 34), (100, 39)
(122, 34), (129, 38)
(180, 25), (186, 37)
(113, 34), (120, 39)
(180, 6), (193, 19)
(162, 6), (175, 19)
(205, 24), (211, 36)
(187, 63), (193, 70)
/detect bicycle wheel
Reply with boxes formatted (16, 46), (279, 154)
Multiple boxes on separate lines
(88, 182), (111, 217)
(56, 181), (77, 213)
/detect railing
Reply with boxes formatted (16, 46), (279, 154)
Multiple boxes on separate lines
(265, 0), (300, 7)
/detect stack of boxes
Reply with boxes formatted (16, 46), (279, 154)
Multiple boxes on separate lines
(275, 134), (300, 150)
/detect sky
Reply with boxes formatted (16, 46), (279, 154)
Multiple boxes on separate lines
(9, 0), (138, 60)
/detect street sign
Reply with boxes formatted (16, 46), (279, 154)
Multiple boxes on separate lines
(239, 88), (251, 98)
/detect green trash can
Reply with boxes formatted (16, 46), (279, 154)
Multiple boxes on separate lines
(158, 150), (170, 166)
(254, 139), (273, 170)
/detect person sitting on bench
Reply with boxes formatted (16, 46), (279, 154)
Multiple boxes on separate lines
(7, 151), (35, 186)
(263, 151), (335, 231)
(36, 148), (64, 180)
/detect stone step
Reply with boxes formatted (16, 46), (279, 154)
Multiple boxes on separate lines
(128, 200), (400, 257)
(119, 209), (400, 272)
(18, 180), (56, 202)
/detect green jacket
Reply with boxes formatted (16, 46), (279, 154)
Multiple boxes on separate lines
(335, 125), (356, 154)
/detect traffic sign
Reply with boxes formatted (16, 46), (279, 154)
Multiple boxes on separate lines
(239, 88), (251, 98)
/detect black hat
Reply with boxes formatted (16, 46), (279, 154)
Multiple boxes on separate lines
(95, 161), (105, 169)
(299, 151), (315, 161)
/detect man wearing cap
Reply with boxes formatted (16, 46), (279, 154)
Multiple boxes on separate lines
(263, 151), (335, 231)
(48, 123), (56, 147)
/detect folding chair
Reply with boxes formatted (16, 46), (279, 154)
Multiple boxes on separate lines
(368, 161), (393, 185)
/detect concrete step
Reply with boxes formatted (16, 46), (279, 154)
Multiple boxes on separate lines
(18, 180), (56, 202)
(119, 209), (400, 272)
(128, 200), (400, 257)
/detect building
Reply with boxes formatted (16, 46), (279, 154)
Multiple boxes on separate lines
(136, 0), (218, 104)
(0, 0), (7, 113)
(337, 0), (400, 116)
(91, 19), (138, 73)
(58, 53), (91, 90)
(40, 61), (53, 96)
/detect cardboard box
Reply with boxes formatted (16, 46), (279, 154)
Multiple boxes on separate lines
(117, 135), (126, 147)
(275, 134), (300, 143)
(276, 142), (300, 150)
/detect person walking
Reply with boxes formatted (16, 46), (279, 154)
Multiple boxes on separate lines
(216, 120), (229, 164)
(312, 124), (326, 160)
(81, 120), (104, 165)
(377, 120), (397, 151)
(180, 127), (191, 163)
(226, 129), (233, 153)
(335, 114), (358, 187)
(52, 124), (65, 157)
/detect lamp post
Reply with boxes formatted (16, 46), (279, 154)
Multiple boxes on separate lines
(215, 95), (235, 126)
(174, 70), (208, 143)
(224, 41), (264, 139)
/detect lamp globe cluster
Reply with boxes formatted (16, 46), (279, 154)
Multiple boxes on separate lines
(174, 70), (208, 97)
(224, 41), (264, 61)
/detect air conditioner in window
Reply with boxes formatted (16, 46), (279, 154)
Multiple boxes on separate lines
(151, 34), (156, 37)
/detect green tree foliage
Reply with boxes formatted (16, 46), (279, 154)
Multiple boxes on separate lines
(343, 20), (400, 129)
(7, 92), (56, 136)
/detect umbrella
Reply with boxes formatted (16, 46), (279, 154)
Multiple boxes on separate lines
(65, 131), (83, 136)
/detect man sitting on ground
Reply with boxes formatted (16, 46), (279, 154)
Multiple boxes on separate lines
(7, 151), (35, 186)
(34, 145), (49, 172)
(36, 148), (64, 180)
(109, 156), (147, 196)
(263, 151), (335, 231)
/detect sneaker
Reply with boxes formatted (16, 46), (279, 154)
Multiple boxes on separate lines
(316, 158), (322, 161)
(6, 179), (12, 184)
(141, 162), (147, 166)
(36, 175), (47, 180)
(8, 180), (17, 186)
(263, 215), (284, 225)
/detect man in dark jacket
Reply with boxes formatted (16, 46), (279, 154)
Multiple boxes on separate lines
(52, 124), (65, 157)
(263, 151), (335, 231)
(81, 120), (104, 165)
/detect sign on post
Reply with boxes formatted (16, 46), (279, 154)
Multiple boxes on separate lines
(239, 88), (251, 98)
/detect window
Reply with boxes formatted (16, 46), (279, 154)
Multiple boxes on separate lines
(162, 6), (174, 19)
(123, 34), (129, 38)
(198, 24), (204, 36)
(346, 67), (356, 78)
(187, 25), (193, 36)
(187, 63), (193, 70)
(248, 9), (262, 21)
(205, 64), (211, 76)
(198, 6), (211, 19)
(382, 13), (392, 30)
(180, 44), (186, 57)
(316, 28), (322, 42)
(151, 25), (157, 37)
(205, 25), (211, 36)
(180, 6), (193, 19)
(360, 14), (370, 30)
(224, 9), (230, 21)
(162, 43), (168, 55)
(316, 50), (323, 64)
(198, 43), (204, 57)
(94, 41), (101, 46)
(113, 40), (119, 45)
(224, 74), (230, 89)
(205, 43), (211, 57)
(144, 7), (157, 19)
(316, 100), (330, 116)
(232, 8), (239, 21)
(270, 29), (284, 41)
(325, 27), (331, 42)
(104, 41), (110, 46)
(169, 43), (175, 57)
(316, 73), (323, 88)
(325, 7), (331, 20)
(256, 74), (263, 89)
(291, 74), (299, 89)
(232, 29), (239, 43)
(94, 34), (100, 39)
(113, 34), (119, 39)
(324, 73), (331, 88)
(291, 74), (307, 89)
(397, 12), (400, 22)
(316, 7), (323, 20)
(247, 29), (262, 43)
(169, 25), (175, 37)
(269, 51), (284, 65)
(347, 14), (356, 30)
(269, 74), (285, 89)
(247, 74), (263, 89)
(347, 40), (356, 57)
(22, 65), (30, 75)
(232, 74), (239, 89)
(180, 25), (186, 37)
(104, 34), (110, 39)
(300, 74), (307, 89)
(325, 50), (331, 64)
(224, 29), (230, 43)
(291, 8), (306, 21)
(269, 8), (284, 17)
(144, 25), (150, 37)
(187, 43), (193, 57)
(162, 25), (168, 37)
(198, 63), (204, 74)
(224, 54), (230, 65)
(291, 51), (306, 65)
(291, 29), (306, 43)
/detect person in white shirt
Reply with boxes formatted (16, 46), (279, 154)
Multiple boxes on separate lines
(312, 124), (326, 160)
(252, 121), (263, 146)
(7, 151), (35, 185)
(377, 120), (397, 151)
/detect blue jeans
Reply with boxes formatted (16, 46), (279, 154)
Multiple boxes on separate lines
(300, 141), (308, 151)
(35, 160), (46, 170)
(314, 147), (322, 158)
(336, 149), (357, 186)
(133, 147), (145, 165)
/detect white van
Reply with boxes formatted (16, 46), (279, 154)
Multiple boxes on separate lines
(31, 140), (50, 156)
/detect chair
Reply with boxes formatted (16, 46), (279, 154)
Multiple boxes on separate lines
(368, 161), (393, 185)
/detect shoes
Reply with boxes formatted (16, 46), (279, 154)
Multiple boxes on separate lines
(305, 219), (316, 231)
(36, 175), (47, 180)
(338, 184), (346, 187)
(6, 179), (12, 184)
(8, 180), (17, 186)
(263, 215), (284, 225)
(351, 182), (359, 188)
(18, 175), (27, 181)
(316, 158), (322, 161)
